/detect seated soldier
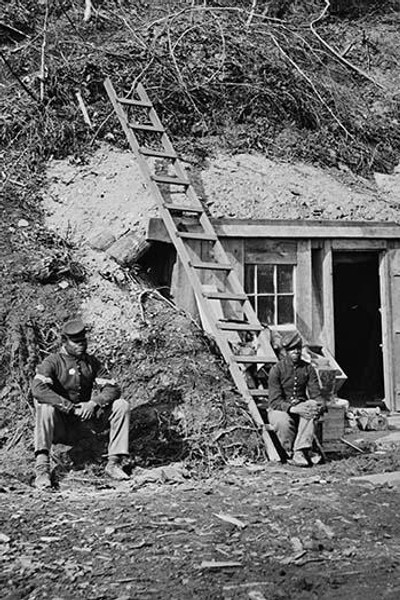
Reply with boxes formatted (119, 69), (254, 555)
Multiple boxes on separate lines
(267, 331), (322, 467)
(31, 318), (131, 489)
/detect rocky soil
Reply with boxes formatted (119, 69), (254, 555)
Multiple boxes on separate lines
(2, 456), (400, 600)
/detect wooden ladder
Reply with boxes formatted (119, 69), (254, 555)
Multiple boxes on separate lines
(104, 78), (280, 461)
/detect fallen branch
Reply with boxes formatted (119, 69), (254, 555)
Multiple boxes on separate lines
(39, 0), (50, 102)
(0, 50), (40, 104)
(76, 91), (93, 128)
(212, 425), (258, 442)
(246, 0), (258, 28)
(340, 437), (364, 453)
(310, 0), (384, 90)
(84, 0), (93, 23)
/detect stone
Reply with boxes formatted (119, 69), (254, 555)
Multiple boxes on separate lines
(88, 229), (116, 251)
(349, 470), (400, 488)
(375, 430), (400, 450)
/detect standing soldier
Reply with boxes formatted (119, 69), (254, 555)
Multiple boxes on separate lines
(32, 318), (131, 489)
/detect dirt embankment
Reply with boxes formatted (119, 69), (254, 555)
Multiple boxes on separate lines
(42, 143), (400, 356)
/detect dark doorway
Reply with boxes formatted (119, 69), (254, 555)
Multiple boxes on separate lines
(333, 252), (384, 406)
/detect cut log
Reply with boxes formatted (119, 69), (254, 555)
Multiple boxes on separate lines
(106, 232), (151, 267)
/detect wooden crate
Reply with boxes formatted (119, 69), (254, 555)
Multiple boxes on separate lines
(320, 406), (346, 442)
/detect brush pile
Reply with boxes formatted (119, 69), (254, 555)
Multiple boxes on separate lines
(2, 0), (400, 202)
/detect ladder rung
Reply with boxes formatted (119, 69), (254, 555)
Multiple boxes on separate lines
(203, 291), (247, 301)
(249, 389), (269, 397)
(190, 261), (232, 271)
(152, 174), (190, 186)
(233, 355), (274, 364)
(165, 203), (203, 213)
(140, 148), (178, 160)
(130, 122), (164, 133)
(118, 98), (153, 108)
(105, 77), (280, 461)
(218, 321), (262, 331)
(264, 424), (276, 431)
(177, 232), (217, 242)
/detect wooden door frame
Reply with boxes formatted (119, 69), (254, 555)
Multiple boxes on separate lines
(326, 242), (389, 408)
(379, 250), (394, 411)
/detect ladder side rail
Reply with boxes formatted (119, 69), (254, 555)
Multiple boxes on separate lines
(105, 79), (226, 338)
(141, 142), (277, 358)
(135, 84), (183, 161)
(134, 86), (213, 214)
(228, 363), (281, 461)
(107, 78), (280, 459)
(104, 79), (162, 184)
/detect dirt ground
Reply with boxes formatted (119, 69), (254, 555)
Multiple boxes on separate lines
(2, 454), (400, 600)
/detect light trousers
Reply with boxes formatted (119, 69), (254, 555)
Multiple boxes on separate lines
(268, 409), (315, 455)
(34, 398), (130, 457)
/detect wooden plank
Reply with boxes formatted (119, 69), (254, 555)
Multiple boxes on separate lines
(140, 148), (178, 159)
(118, 97), (152, 107)
(165, 204), (203, 213)
(152, 174), (190, 186)
(296, 240), (313, 342)
(177, 232), (217, 241)
(245, 240), (297, 264)
(203, 291), (247, 301)
(190, 261), (232, 271)
(249, 389), (269, 397)
(379, 251), (393, 411)
(321, 241), (335, 354)
(217, 321), (263, 331)
(211, 219), (400, 239)
(311, 247), (324, 345)
(388, 248), (400, 411)
(223, 238), (244, 282)
(331, 239), (388, 250)
(147, 218), (400, 242)
(233, 354), (276, 364)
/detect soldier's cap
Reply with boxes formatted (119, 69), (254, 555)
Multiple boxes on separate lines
(281, 331), (302, 350)
(61, 318), (87, 341)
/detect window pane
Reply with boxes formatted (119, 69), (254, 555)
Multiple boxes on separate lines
(278, 295), (294, 324)
(277, 265), (293, 293)
(258, 296), (275, 325)
(244, 264), (255, 294)
(257, 264), (274, 293)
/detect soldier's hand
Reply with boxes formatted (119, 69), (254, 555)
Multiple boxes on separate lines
(290, 401), (320, 420)
(304, 399), (320, 414)
(74, 400), (97, 420)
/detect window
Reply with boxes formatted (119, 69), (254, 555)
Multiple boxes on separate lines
(244, 263), (295, 326)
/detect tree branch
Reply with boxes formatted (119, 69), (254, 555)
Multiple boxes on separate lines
(310, 0), (385, 90)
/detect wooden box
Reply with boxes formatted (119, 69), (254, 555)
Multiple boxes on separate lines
(321, 406), (346, 442)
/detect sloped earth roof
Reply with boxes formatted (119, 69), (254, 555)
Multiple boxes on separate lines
(202, 153), (400, 223)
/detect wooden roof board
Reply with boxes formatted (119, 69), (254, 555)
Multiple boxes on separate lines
(147, 217), (400, 242)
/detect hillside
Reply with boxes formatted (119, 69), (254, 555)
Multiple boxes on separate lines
(2, 0), (400, 479)
(4, 4), (400, 599)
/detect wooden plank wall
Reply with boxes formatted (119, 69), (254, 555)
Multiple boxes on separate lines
(296, 240), (313, 342)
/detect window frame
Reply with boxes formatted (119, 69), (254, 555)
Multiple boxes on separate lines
(245, 262), (297, 327)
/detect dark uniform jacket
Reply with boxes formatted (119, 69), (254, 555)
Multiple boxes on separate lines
(268, 356), (322, 413)
(31, 347), (121, 413)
